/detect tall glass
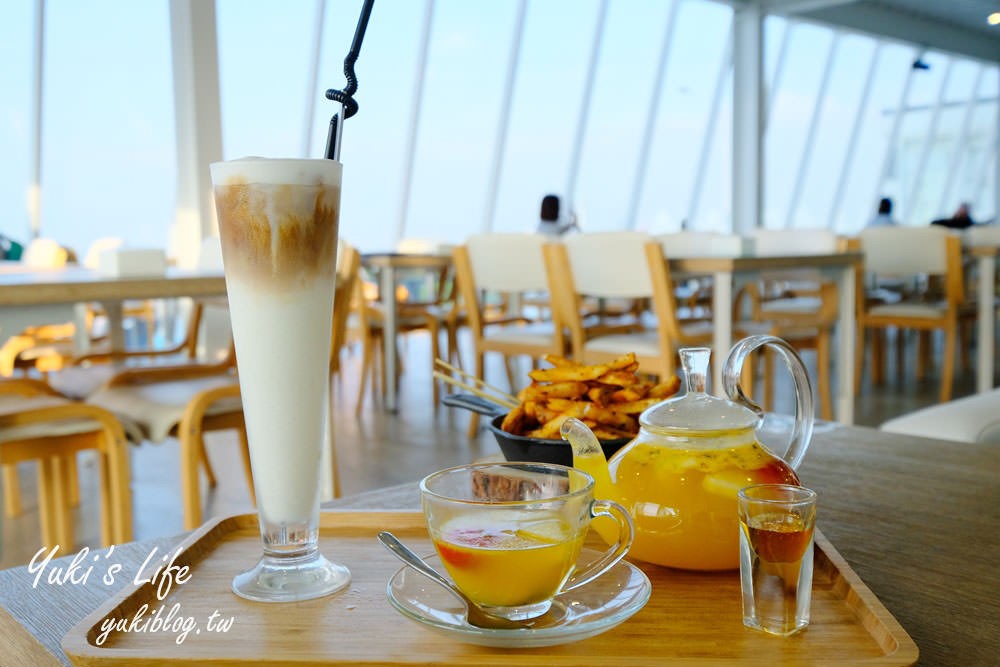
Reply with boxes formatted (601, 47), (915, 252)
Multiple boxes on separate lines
(211, 158), (350, 602)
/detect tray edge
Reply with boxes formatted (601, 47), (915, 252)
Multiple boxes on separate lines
(815, 528), (919, 666)
(61, 510), (424, 666)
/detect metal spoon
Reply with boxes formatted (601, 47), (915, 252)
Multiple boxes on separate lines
(377, 531), (533, 630)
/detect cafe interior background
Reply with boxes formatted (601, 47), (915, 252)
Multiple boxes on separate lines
(0, 0), (997, 565)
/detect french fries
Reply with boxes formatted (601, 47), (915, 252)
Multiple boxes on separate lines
(500, 353), (681, 440)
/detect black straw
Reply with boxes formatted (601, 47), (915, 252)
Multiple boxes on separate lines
(324, 0), (375, 160)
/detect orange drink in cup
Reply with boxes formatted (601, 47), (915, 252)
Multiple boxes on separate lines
(421, 462), (633, 621)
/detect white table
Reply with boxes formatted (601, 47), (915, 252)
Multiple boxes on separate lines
(0, 266), (227, 353)
(670, 252), (861, 424)
(360, 253), (453, 412)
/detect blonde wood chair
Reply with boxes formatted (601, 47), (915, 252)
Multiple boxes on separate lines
(736, 230), (845, 420)
(741, 281), (839, 420)
(0, 378), (131, 552)
(656, 231), (744, 322)
(331, 243), (362, 381)
(854, 227), (965, 403)
(0, 238), (88, 376)
(545, 233), (672, 378)
(85, 299), (248, 531)
(354, 268), (459, 412)
(453, 233), (564, 436)
(47, 237), (232, 401)
(545, 234), (763, 383)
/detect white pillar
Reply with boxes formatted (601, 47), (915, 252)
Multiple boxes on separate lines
(731, 4), (764, 235)
(169, 0), (223, 268)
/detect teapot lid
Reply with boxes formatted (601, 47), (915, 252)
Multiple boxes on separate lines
(640, 347), (759, 433)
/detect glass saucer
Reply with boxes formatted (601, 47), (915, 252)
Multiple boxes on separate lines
(385, 548), (651, 648)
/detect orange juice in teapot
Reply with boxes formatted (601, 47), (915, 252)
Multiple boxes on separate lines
(565, 336), (814, 571)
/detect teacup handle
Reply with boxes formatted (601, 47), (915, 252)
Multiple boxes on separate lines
(562, 499), (634, 593)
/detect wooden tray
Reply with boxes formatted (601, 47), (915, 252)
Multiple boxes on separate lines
(63, 510), (918, 665)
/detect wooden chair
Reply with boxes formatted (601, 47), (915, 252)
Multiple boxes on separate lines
(545, 234), (763, 384)
(0, 238), (90, 376)
(356, 275), (459, 411)
(545, 233), (671, 377)
(452, 233), (564, 436)
(47, 237), (232, 401)
(331, 243), (362, 381)
(0, 378), (131, 552)
(0, 237), (160, 376)
(737, 229), (845, 420)
(656, 231), (744, 322)
(84, 299), (247, 530)
(854, 227), (965, 403)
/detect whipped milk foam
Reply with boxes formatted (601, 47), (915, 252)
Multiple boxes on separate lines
(211, 158), (341, 527)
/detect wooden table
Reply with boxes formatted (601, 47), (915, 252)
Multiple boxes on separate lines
(1, 422), (998, 665)
(360, 253), (453, 412)
(670, 252), (861, 424)
(0, 266), (227, 353)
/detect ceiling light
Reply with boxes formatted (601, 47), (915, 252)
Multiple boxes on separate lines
(989, 12), (1000, 25)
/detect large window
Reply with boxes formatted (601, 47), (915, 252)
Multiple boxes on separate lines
(1, 1), (996, 258)
(491, 0), (606, 234)
(41, 0), (174, 255)
(0, 0), (174, 256)
(0, 1), (34, 246)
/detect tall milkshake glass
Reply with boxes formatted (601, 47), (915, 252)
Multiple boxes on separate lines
(211, 158), (350, 602)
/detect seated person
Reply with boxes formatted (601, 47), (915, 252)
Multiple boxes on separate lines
(536, 194), (579, 237)
(866, 197), (898, 228)
(931, 202), (975, 230)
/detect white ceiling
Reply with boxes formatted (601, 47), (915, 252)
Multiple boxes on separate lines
(755, 0), (1000, 63)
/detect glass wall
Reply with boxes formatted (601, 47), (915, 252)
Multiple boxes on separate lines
(0, 1), (34, 247)
(0, 0), (996, 258)
(0, 0), (175, 258)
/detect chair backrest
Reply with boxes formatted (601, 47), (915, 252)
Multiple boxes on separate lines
(454, 234), (549, 338)
(543, 239), (680, 371)
(83, 237), (125, 269)
(560, 232), (655, 299)
(331, 242), (361, 373)
(396, 238), (454, 257)
(857, 226), (964, 306)
(22, 238), (70, 268)
(463, 234), (549, 293)
(750, 228), (839, 256)
(859, 226), (953, 276)
(656, 231), (743, 258)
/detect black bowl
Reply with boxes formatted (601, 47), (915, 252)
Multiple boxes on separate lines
(487, 414), (631, 467)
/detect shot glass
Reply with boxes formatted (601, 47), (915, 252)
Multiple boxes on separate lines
(738, 483), (817, 636)
(212, 157), (350, 602)
(420, 462), (634, 621)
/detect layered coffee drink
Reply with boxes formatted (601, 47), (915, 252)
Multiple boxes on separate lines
(211, 158), (350, 602)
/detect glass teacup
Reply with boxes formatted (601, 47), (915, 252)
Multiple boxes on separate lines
(420, 462), (634, 621)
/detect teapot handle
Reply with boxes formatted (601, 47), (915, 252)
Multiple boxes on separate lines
(722, 335), (814, 470)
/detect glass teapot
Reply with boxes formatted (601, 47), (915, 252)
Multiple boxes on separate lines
(563, 335), (814, 571)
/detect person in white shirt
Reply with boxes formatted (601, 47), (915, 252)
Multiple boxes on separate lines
(866, 197), (898, 228)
